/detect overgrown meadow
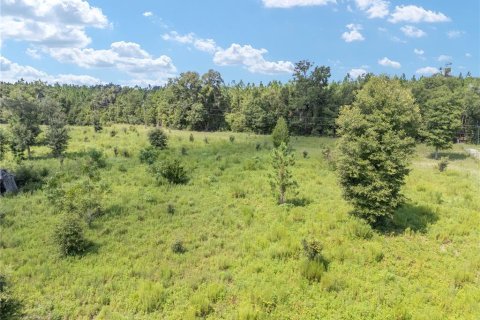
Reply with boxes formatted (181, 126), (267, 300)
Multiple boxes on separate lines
(1, 125), (479, 319)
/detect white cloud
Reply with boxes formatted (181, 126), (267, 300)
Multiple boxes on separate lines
(414, 48), (424, 55)
(262, 0), (336, 8)
(213, 44), (294, 74)
(163, 31), (220, 54)
(26, 48), (41, 59)
(355, 0), (389, 19)
(194, 39), (218, 54)
(416, 66), (439, 75)
(47, 41), (176, 83)
(341, 24), (365, 42)
(447, 30), (464, 39)
(0, 0), (109, 48)
(0, 55), (101, 85)
(378, 57), (401, 68)
(400, 25), (426, 38)
(143, 11), (153, 17)
(465, 53), (472, 58)
(164, 30), (293, 74)
(162, 31), (195, 44)
(437, 55), (452, 62)
(389, 5), (450, 23)
(348, 68), (367, 78)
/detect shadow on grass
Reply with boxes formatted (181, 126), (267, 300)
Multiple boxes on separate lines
(373, 203), (438, 235)
(428, 152), (468, 161)
(286, 197), (311, 207)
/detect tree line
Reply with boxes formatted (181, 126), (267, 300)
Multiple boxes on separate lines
(0, 60), (479, 160)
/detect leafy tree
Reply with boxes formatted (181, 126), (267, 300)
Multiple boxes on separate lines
(422, 85), (462, 158)
(152, 158), (189, 184)
(269, 142), (297, 204)
(272, 117), (290, 148)
(2, 98), (41, 159)
(336, 77), (420, 223)
(43, 97), (69, 158)
(148, 128), (168, 149)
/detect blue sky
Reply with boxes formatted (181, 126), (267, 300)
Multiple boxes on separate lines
(0, 0), (479, 86)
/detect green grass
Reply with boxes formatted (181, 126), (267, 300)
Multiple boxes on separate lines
(1, 125), (479, 319)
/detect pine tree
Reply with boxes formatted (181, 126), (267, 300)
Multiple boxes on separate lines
(272, 117), (290, 148)
(269, 142), (297, 204)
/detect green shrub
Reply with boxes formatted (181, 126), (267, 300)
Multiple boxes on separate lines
(167, 203), (175, 215)
(110, 129), (117, 137)
(302, 150), (308, 158)
(53, 215), (88, 257)
(86, 149), (107, 169)
(255, 142), (261, 151)
(229, 135), (235, 143)
(148, 129), (168, 149)
(153, 159), (189, 185)
(0, 274), (22, 319)
(204, 137), (209, 144)
(171, 240), (186, 254)
(139, 146), (160, 165)
(438, 157), (449, 172)
(189, 133), (194, 142)
(15, 165), (49, 192)
(0, 129), (8, 161)
(272, 117), (289, 148)
(181, 147), (188, 155)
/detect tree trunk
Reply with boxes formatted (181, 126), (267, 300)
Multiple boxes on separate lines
(435, 147), (439, 160)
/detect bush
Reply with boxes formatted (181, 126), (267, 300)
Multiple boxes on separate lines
(110, 129), (117, 137)
(255, 142), (261, 151)
(229, 135), (235, 143)
(0, 129), (8, 161)
(189, 133), (194, 142)
(139, 146), (160, 165)
(204, 137), (209, 144)
(272, 117), (289, 148)
(86, 149), (107, 169)
(153, 159), (189, 185)
(53, 215), (88, 257)
(148, 129), (168, 149)
(438, 157), (449, 172)
(181, 147), (188, 155)
(171, 240), (186, 254)
(15, 165), (49, 192)
(302, 150), (308, 158)
(0, 274), (22, 319)
(167, 203), (175, 215)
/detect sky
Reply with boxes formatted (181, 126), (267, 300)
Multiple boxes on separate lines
(0, 0), (479, 86)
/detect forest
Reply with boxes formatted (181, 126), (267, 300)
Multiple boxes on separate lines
(1, 61), (479, 142)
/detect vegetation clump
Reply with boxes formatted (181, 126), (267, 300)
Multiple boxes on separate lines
(148, 128), (168, 149)
(53, 214), (89, 257)
(438, 157), (449, 172)
(152, 158), (189, 185)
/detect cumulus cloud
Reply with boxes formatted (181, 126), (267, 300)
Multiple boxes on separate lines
(0, 0), (109, 48)
(437, 55), (452, 62)
(389, 5), (450, 23)
(163, 30), (293, 74)
(348, 68), (367, 79)
(341, 24), (365, 42)
(0, 55), (101, 85)
(400, 25), (426, 38)
(378, 57), (401, 68)
(162, 31), (219, 53)
(47, 41), (176, 83)
(416, 66), (439, 75)
(143, 11), (153, 17)
(262, 0), (336, 8)
(414, 48), (424, 55)
(213, 44), (294, 74)
(355, 0), (389, 19)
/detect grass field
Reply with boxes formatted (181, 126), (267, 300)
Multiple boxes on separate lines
(1, 125), (479, 319)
